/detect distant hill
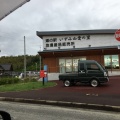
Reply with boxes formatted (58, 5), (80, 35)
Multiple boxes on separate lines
(0, 55), (42, 72)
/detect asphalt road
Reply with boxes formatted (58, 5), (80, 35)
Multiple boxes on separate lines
(0, 101), (120, 120)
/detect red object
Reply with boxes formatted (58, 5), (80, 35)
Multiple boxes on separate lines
(115, 29), (120, 41)
(40, 70), (47, 78)
(40, 70), (45, 78)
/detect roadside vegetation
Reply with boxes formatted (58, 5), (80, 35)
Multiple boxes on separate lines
(0, 55), (42, 71)
(0, 77), (56, 92)
(0, 55), (56, 92)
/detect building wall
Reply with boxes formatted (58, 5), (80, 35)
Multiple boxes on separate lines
(43, 55), (104, 73)
(43, 57), (59, 73)
(87, 55), (104, 65)
(42, 53), (120, 73)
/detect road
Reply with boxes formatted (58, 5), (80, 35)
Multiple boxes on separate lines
(0, 101), (120, 120)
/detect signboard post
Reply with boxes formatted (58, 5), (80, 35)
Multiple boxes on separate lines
(44, 65), (48, 82)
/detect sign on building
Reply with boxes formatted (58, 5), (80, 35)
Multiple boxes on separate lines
(43, 34), (119, 50)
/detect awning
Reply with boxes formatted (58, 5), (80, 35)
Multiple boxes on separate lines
(38, 46), (120, 58)
(0, 0), (30, 21)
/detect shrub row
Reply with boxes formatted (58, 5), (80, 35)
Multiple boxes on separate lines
(0, 77), (38, 86)
(23, 77), (37, 83)
(0, 77), (20, 85)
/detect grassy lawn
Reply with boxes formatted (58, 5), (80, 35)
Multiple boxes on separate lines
(0, 81), (56, 92)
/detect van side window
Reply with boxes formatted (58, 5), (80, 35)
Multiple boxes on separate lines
(80, 63), (84, 70)
(86, 63), (100, 70)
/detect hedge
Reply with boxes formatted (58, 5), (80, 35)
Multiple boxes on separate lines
(0, 77), (20, 85)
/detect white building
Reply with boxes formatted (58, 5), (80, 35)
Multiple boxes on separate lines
(37, 29), (120, 79)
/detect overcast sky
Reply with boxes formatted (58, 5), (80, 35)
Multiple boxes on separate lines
(0, 0), (120, 57)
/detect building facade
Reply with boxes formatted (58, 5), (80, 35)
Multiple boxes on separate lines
(37, 29), (120, 78)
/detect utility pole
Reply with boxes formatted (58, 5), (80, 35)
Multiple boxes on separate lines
(36, 62), (37, 71)
(24, 36), (26, 78)
(39, 46), (41, 71)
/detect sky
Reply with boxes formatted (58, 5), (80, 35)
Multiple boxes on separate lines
(0, 0), (120, 57)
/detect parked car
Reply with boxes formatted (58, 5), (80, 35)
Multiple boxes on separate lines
(0, 72), (11, 76)
(59, 60), (109, 87)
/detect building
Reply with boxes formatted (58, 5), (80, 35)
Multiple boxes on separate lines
(37, 29), (120, 79)
(0, 64), (13, 75)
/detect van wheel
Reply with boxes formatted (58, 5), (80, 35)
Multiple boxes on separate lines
(90, 79), (99, 87)
(64, 80), (71, 87)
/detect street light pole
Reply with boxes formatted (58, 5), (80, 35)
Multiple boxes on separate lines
(24, 36), (26, 78)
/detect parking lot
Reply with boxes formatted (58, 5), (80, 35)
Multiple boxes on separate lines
(0, 76), (120, 107)
(58, 76), (120, 95)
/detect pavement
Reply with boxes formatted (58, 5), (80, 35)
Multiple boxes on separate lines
(0, 76), (120, 112)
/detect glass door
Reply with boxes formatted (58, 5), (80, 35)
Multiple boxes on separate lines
(66, 59), (72, 73)
(73, 59), (79, 72)
(59, 59), (65, 73)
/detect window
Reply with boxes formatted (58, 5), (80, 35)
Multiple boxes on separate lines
(104, 55), (119, 69)
(80, 63), (84, 70)
(73, 59), (79, 72)
(59, 57), (86, 73)
(86, 63), (99, 70)
(59, 59), (65, 73)
(66, 59), (72, 72)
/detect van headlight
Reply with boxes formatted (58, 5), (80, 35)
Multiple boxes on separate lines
(104, 72), (107, 76)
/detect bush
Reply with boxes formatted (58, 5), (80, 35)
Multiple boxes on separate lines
(23, 77), (37, 83)
(30, 78), (37, 82)
(23, 77), (30, 83)
(0, 77), (20, 85)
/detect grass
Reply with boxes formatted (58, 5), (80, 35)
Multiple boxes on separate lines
(0, 81), (56, 92)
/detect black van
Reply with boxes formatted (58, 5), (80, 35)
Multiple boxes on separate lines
(59, 60), (109, 87)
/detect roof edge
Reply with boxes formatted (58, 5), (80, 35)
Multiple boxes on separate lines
(36, 29), (117, 38)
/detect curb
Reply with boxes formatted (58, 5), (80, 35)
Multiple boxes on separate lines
(0, 97), (120, 112)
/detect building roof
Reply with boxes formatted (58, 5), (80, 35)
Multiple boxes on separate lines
(0, 65), (4, 71)
(0, 64), (13, 71)
(37, 29), (117, 38)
